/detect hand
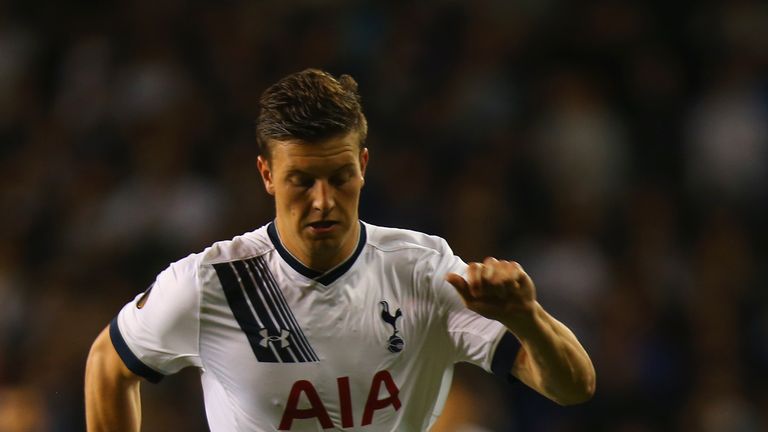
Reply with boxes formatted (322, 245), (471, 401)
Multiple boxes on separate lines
(446, 257), (537, 327)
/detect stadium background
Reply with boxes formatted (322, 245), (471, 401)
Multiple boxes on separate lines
(1, 0), (767, 430)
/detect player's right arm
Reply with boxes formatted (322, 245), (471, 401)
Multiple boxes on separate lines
(85, 326), (142, 432)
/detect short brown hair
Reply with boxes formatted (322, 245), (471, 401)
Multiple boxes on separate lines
(256, 69), (368, 159)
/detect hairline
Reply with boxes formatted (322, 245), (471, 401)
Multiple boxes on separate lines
(260, 129), (366, 163)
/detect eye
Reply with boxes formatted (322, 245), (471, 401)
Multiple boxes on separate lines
(330, 171), (353, 187)
(288, 174), (314, 188)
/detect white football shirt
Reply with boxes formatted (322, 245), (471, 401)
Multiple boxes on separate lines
(111, 221), (520, 431)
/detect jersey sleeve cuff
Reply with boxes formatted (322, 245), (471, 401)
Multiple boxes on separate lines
(490, 332), (520, 380)
(109, 316), (165, 384)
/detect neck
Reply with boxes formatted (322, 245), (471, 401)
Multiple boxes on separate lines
(278, 221), (360, 273)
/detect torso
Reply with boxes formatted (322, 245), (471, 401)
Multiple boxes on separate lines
(196, 222), (455, 431)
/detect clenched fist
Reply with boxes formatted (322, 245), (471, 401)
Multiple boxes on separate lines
(446, 257), (537, 328)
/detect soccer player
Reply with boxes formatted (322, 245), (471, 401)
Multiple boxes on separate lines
(85, 69), (595, 431)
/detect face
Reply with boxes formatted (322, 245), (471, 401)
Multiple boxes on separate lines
(258, 131), (369, 270)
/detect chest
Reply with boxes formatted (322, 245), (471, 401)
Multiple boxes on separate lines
(200, 260), (443, 429)
(207, 265), (428, 367)
(201, 263), (435, 411)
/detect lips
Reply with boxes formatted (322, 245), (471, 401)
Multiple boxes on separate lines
(307, 220), (339, 233)
(308, 220), (336, 228)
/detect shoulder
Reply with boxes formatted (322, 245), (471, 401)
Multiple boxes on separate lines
(363, 221), (452, 258)
(167, 224), (274, 277)
(362, 222), (465, 303)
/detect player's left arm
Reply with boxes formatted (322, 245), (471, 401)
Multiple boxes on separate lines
(446, 258), (596, 405)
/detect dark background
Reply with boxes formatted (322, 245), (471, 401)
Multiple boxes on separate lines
(1, 1), (767, 430)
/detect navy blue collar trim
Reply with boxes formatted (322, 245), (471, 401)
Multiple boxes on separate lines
(267, 221), (367, 286)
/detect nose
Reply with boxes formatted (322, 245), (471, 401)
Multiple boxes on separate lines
(311, 179), (335, 213)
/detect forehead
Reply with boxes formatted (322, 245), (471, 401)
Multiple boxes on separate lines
(270, 132), (360, 172)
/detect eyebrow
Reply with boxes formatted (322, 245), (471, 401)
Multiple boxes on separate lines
(285, 163), (356, 176)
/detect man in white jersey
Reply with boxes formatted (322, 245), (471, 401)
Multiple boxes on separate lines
(85, 69), (595, 431)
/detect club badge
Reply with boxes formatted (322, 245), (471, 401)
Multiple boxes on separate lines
(379, 301), (404, 353)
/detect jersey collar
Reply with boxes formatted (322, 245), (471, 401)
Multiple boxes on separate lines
(267, 220), (367, 286)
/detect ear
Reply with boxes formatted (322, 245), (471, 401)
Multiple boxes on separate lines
(359, 147), (369, 184)
(257, 156), (276, 195)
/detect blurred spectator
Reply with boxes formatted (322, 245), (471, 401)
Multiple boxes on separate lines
(684, 64), (768, 206)
(0, 385), (49, 432)
(532, 70), (629, 212)
(84, 60), (223, 252)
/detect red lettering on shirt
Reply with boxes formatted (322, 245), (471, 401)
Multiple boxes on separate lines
(278, 380), (333, 430)
(362, 370), (402, 426)
(337, 376), (354, 428)
(279, 371), (401, 429)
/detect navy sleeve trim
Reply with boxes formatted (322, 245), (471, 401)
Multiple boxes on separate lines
(491, 332), (521, 378)
(109, 316), (165, 384)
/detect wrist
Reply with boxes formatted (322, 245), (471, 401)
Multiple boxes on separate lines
(500, 301), (544, 338)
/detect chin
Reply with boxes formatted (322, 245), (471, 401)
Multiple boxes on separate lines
(304, 231), (338, 243)
(306, 239), (343, 259)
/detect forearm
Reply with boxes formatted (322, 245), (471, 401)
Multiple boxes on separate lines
(446, 259), (594, 404)
(85, 328), (142, 432)
(503, 302), (595, 405)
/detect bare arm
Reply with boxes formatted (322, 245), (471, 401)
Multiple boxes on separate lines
(447, 258), (595, 405)
(505, 302), (595, 405)
(85, 326), (142, 431)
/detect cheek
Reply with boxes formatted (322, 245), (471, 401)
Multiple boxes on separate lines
(340, 185), (362, 207)
(286, 195), (309, 212)
(276, 189), (305, 212)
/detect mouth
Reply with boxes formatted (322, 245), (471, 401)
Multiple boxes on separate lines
(306, 220), (339, 233)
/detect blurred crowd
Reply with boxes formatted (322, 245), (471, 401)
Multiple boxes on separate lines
(1, 0), (767, 430)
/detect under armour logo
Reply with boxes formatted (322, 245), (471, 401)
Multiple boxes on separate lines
(379, 301), (404, 353)
(259, 329), (291, 349)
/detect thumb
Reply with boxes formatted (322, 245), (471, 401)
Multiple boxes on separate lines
(445, 272), (472, 301)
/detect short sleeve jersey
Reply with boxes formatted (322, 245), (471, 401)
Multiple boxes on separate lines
(111, 221), (520, 431)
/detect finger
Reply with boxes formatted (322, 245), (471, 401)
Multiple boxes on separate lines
(481, 257), (505, 290)
(504, 261), (534, 294)
(445, 272), (472, 301)
(507, 261), (527, 283)
(467, 263), (483, 297)
(481, 261), (495, 281)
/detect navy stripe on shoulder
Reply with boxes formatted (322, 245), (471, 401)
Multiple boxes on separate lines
(109, 316), (164, 384)
(213, 262), (280, 363)
(252, 257), (319, 361)
(491, 332), (521, 379)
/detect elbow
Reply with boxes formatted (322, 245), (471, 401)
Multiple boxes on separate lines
(556, 382), (595, 406)
(554, 370), (596, 406)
